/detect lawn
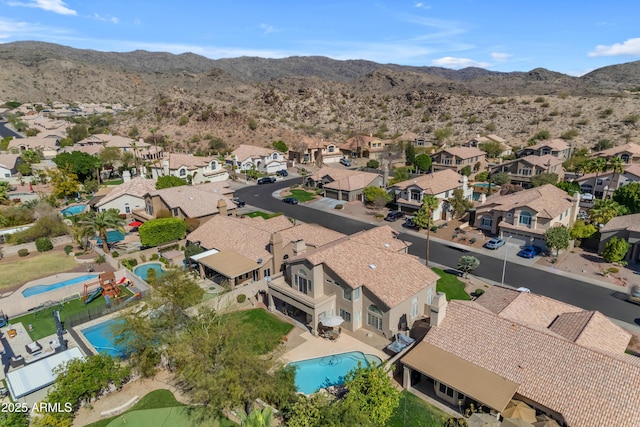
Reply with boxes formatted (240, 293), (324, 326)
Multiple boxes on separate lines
(224, 308), (293, 354)
(103, 179), (124, 186)
(0, 251), (79, 289)
(11, 285), (133, 341)
(86, 389), (235, 427)
(244, 211), (283, 219)
(289, 189), (316, 202)
(386, 390), (450, 427)
(432, 268), (471, 301)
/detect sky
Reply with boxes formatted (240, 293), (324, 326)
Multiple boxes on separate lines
(1, 0), (639, 76)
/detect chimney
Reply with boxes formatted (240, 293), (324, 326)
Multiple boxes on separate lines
(162, 160), (169, 176)
(122, 170), (131, 182)
(217, 199), (228, 217)
(270, 232), (284, 272)
(292, 239), (307, 255)
(429, 292), (448, 327)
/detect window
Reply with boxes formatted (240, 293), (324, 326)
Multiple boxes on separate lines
(367, 305), (383, 330)
(438, 383), (455, 398)
(621, 154), (630, 163)
(209, 161), (217, 169)
(339, 309), (351, 323)
(343, 287), (352, 301)
(179, 168), (186, 177)
(518, 168), (532, 176)
(455, 159), (462, 165)
(559, 213), (563, 220)
(263, 268), (270, 279)
(353, 288), (360, 301)
(481, 216), (492, 227)
(328, 145), (335, 153)
(125, 204), (130, 214)
(172, 207), (179, 216)
(443, 158), (452, 165)
(294, 274), (312, 294)
(596, 179), (603, 185)
(519, 211), (532, 226)
(410, 191), (421, 201)
(427, 287), (434, 305)
(411, 297), (419, 318)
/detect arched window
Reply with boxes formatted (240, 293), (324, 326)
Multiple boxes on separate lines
(519, 211), (532, 226)
(179, 168), (186, 177)
(481, 215), (492, 227)
(621, 154), (630, 163)
(210, 161), (217, 169)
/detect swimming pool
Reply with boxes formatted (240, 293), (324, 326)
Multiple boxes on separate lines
(80, 318), (127, 358)
(61, 204), (87, 216)
(22, 274), (100, 297)
(134, 262), (165, 281)
(95, 230), (126, 244)
(289, 351), (382, 394)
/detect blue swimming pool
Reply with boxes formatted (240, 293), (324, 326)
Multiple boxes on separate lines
(61, 204), (87, 216)
(289, 351), (382, 394)
(95, 230), (126, 245)
(22, 274), (99, 297)
(134, 262), (165, 281)
(80, 318), (127, 358)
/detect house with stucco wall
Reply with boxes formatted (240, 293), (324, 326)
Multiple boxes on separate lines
(147, 152), (228, 184)
(304, 167), (383, 201)
(228, 144), (287, 174)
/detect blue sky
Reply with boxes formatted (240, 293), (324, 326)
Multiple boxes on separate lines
(1, 0), (639, 76)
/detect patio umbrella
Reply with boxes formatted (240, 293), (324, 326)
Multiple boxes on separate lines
(501, 419), (534, 427)
(468, 413), (500, 427)
(321, 315), (344, 327)
(128, 221), (143, 227)
(533, 415), (561, 427)
(502, 400), (537, 423)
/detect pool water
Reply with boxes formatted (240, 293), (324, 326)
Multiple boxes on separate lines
(80, 318), (127, 358)
(95, 230), (126, 244)
(134, 263), (165, 281)
(61, 204), (87, 216)
(22, 274), (99, 297)
(289, 351), (382, 394)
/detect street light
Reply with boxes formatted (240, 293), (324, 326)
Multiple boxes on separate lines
(501, 236), (512, 286)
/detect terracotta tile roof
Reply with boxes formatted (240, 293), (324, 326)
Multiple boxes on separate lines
(149, 185), (236, 218)
(418, 300), (640, 427)
(391, 169), (464, 194)
(473, 286), (519, 314)
(476, 184), (575, 219)
(438, 146), (485, 159)
(600, 212), (640, 233)
(154, 153), (216, 171)
(348, 225), (411, 252)
(526, 138), (569, 151)
(230, 144), (279, 162)
(517, 154), (564, 168)
(305, 227), (439, 308)
(95, 177), (156, 207)
(596, 142), (640, 157)
(243, 215), (296, 233)
(341, 135), (381, 151)
(300, 136), (338, 149)
(8, 136), (60, 150)
(624, 163), (640, 178)
(308, 167), (381, 191)
(102, 135), (138, 148)
(279, 223), (345, 248)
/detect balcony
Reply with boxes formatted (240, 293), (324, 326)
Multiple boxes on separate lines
(267, 275), (335, 309)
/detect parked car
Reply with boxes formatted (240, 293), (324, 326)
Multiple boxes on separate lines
(385, 211), (405, 222)
(282, 197), (299, 205)
(516, 287), (531, 293)
(232, 197), (246, 207)
(517, 245), (542, 259)
(340, 158), (351, 167)
(402, 217), (419, 230)
(484, 238), (506, 250)
(257, 177), (276, 184)
(629, 285), (640, 305)
(276, 169), (288, 177)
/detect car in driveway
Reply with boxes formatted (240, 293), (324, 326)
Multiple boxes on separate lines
(484, 238), (506, 250)
(402, 217), (419, 230)
(257, 176), (276, 184)
(339, 158), (351, 167)
(232, 197), (246, 207)
(282, 197), (298, 205)
(517, 245), (542, 259)
(276, 169), (288, 177)
(384, 211), (404, 222)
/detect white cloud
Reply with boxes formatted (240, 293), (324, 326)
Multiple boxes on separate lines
(259, 23), (280, 35)
(491, 52), (512, 62)
(414, 2), (431, 9)
(0, 17), (71, 39)
(91, 13), (119, 24)
(432, 56), (490, 69)
(6, 0), (76, 15)
(589, 37), (640, 57)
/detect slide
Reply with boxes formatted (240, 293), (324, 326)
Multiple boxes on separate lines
(117, 277), (127, 285)
(84, 287), (104, 305)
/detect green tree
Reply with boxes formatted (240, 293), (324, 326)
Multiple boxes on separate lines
(156, 175), (188, 189)
(83, 178), (100, 194)
(388, 167), (409, 185)
(601, 237), (630, 263)
(362, 186), (391, 210)
(0, 411), (28, 427)
(556, 181), (580, 195)
(613, 182), (640, 214)
(79, 209), (125, 253)
(460, 165), (472, 177)
(589, 199), (628, 225)
(448, 189), (473, 219)
(531, 172), (558, 187)
(479, 141), (503, 158)
(53, 151), (102, 182)
(139, 217), (187, 247)
(414, 154), (432, 173)
(607, 157), (625, 199)
(155, 269), (205, 317)
(0, 181), (9, 202)
(341, 361), (400, 426)
(569, 219), (597, 240)
(99, 146), (122, 169)
(66, 123), (89, 143)
(593, 139), (613, 151)
(413, 195), (439, 265)
(366, 159), (380, 169)
(475, 171), (489, 182)
(239, 407), (275, 427)
(112, 308), (164, 378)
(545, 225), (570, 256)
(457, 255), (480, 278)
(583, 158), (607, 197)
(49, 166), (81, 199)
(489, 171), (510, 186)
(404, 142), (416, 166)
(272, 140), (288, 153)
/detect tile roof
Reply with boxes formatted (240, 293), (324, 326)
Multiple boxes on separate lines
(517, 154), (564, 168)
(341, 135), (382, 151)
(525, 138), (569, 151)
(391, 169), (464, 194)
(279, 223), (345, 248)
(596, 142), (640, 157)
(348, 225), (411, 252)
(305, 227), (439, 308)
(299, 136), (338, 149)
(417, 300), (640, 427)
(231, 144), (279, 162)
(95, 178), (156, 207)
(437, 146), (485, 159)
(600, 212), (640, 233)
(152, 152), (217, 171)
(8, 136), (60, 150)
(476, 184), (575, 219)
(0, 153), (20, 169)
(149, 184), (236, 218)
(308, 167), (381, 192)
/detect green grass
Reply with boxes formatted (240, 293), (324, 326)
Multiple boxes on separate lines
(103, 179), (124, 186)
(0, 251), (79, 289)
(386, 390), (450, 427)
(289, 189), (316, 202)
(432, 268), (471, 301)
(12, 285), (133, 341)
(224, 308), (293, 354)
(244, 211), (283, 219)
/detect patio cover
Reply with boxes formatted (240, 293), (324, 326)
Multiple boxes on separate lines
(402, 342), (519, 412)
(6, 347), (84, 399)
(197, 249), (258, 279)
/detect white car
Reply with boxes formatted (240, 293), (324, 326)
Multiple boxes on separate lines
(516, 287), (531, 293)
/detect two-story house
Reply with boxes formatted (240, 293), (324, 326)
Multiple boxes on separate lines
(147, 152), (228, 184)
(304, 167), (383, 201)
(430, 147), (486, 173)
(575, 163), (640, 200)
(473, 184), (579, 249)
(595, 142), (640, 164)
(490, 154), (564, 188)
(229, 144), (288, 174)
(267, 226), (440, 338)
(93, 177), (156, 215)
(517, 138), (571, 160)
(288, 136), (343, 165)
(8, 136), (62, 159)
(389, 169), (472, 220)
(465, 134), (513, 157)
(340, 135), (387, 162)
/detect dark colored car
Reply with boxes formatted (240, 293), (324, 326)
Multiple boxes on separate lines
(282, 197), (299, 205)
(276, 169), (288, 177)
(257, 177), (276, 184)
(402, 217), (419, 229)
(484, 238), (506, 250)
(340, 158), (351, 167)
(517, 245), (542, 259)
(384, 211), (405, 222)
(232, 197), (246, 207)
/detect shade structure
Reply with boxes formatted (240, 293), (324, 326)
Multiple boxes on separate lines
(128, 221), (143, 227)
(467, 412), (500, 427)
(321, 315), (344, 327)
(502, 400), (537, 423)
(533, 415), (561, 427)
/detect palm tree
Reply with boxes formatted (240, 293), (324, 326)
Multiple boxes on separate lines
(80, 209), (125, 253)
(606, 156), (625, 199)
(238, 407), (275, 427)
(589, 198), (628, 226)
(413, 194), (439, 266)
(585, 158), (607, 197)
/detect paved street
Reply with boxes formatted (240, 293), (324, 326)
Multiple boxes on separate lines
(235, 179), (640, 328)
(0, 121), (22, 139)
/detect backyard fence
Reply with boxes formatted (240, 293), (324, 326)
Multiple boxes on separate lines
(64, 288), (150, 328)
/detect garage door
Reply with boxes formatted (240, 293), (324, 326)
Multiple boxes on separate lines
(501, 232), (530, 247)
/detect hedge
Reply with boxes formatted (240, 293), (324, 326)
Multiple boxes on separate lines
(18, 249), (29, 257)
(139, 217), (186, 248)
(35, 237), (53, 252)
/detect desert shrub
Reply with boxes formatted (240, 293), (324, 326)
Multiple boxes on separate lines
(469, 237), (477, 244)
(35, 237), (53, 252)
(139, 254), (147, 263)
(474, 289), (485, 297)
(64, 245), (74, 255)
(18, 248), (29, 257)
(236, 294), (246, 303)
(8, 215), (67, 244)
(139, 218), (187, 247)
(430, 225), (438, 232)
(150, 253), (159, 261)
(609, 267), (619, 274)
(121, 258), (138, 270)
(111, 251), (120, 258)
(96, 255), (106, 264)
(335, 204), (343, 210)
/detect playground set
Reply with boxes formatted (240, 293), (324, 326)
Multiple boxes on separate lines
(82, 272), (123, 305)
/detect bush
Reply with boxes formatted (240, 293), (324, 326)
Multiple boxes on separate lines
(139, 254), (147, 263)
(430, 225), (438, 232)
(96, 255), (106, 264)
(111, 251), (120, 258)
(139, 218), (187, 247)
(35, 237), (53, 252)
(469, 237), (477, 244)
(150, 253), (159, 261)
(474, 289), (485, 297)
(18, 248), (29, 257)
(609, 267), (619, 274)
(7, 215), (67, 244)
(64, 245), (74, 255)
(335, 204), (343, 210)
(121, 258), (138, 270)
(236, 294), (246, 303)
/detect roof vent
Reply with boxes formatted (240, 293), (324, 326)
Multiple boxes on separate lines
(369, 264), (376, 269)
(257, 258), (263, 264)
(383, 243), (390, 248)
(189, 196), (194, 200)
